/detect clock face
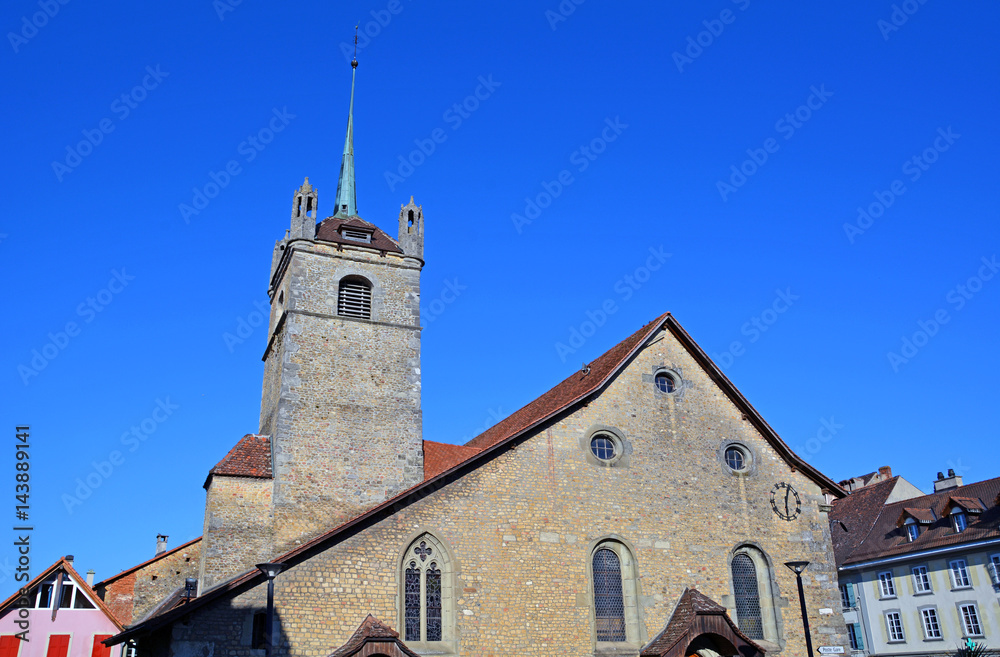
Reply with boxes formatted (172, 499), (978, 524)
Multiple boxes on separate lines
(770, 482), (801, 521)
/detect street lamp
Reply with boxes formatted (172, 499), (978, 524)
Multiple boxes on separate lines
(256, 563), (287, 657)
(784, 561), (814, 657)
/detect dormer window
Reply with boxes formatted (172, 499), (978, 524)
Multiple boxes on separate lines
(340, 227), (372, 243)
(952, 508), (968, 533)
(904, 519), (920, 542)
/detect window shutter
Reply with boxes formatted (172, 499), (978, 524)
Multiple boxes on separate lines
(46, 635), (70, 657)
(846, 582), (855, 607)
(91, 635), (112, 657)
(0, 636), (21, 657)
(853, 623), (864, 650)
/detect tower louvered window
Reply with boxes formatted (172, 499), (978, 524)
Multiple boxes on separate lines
(732, 553), (764, 640)
(593, 548), (627, 642)
(338, 277), (372, 319)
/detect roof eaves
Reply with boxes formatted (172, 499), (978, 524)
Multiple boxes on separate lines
(94, 537), (202, 589)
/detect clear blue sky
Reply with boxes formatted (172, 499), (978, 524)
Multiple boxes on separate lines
(2, 0), (997, 586)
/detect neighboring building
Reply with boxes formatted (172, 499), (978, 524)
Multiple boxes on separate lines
(0, 557), (123, 657)
(93, 537), (201, 626)
(105, 59), (853, 656)
(831, 469), (1000, 655)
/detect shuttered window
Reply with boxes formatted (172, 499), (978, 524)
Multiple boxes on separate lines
(46, 636), (70, 657)
(91, 635), (112, 657)
(848, 622), (864, 650)
(338, 278), (372, 320)
(0, 636), (21, 657)
(732, 553), (764, 640)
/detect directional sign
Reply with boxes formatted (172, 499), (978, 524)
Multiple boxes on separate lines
(818, 647), (845, 655)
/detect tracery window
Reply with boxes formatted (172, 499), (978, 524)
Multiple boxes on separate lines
(399, 534), (452, 649)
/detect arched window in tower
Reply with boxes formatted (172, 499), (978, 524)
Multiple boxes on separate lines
(337, 276), (372, 319)
(398, 534), (453, 649)
(408, 209), (415, 228)
(731, 553), (764, 640)
(593, 548), (626, 641)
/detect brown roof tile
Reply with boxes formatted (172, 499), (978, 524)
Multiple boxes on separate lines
(422, 441), (481, 481)
(841, 476), (1000, 565)
(641, 588), (765, 657)
(326, 614), (420, 657)
(206, 434), (272, 485)
(315, 216), (403, 254)
(829, 477), (900, 564)
(898, 507), (935, 525)
(465, 314), (668, 450)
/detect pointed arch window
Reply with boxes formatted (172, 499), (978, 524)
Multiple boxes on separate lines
(398, 534), (453, 650)
(338, 276), (372, 320)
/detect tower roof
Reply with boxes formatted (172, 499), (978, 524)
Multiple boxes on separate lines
(333, 54), (359, 219)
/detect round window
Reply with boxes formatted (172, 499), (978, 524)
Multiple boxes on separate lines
(724, 446), (748, 472)
(655, 372), (677, 393)
(590, 434), (617, 461)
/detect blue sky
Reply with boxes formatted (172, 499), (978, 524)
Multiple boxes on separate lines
(2, 0), (997, 585)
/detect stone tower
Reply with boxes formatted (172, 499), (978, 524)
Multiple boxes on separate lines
(259, 56), (425, 552)
(200, 55), (425, 589)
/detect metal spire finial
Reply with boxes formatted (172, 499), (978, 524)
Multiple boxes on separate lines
(334, 26), (359, 218)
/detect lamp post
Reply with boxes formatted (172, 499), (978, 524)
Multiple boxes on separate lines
(784, 561), (814, 657)
(256, 562), (287, 657)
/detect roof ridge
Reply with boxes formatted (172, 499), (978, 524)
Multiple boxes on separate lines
(94, 536), (202, 587)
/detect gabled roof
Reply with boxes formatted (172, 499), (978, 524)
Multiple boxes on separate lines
(204, 434), (272, 488)
(944, 496), (986, 514)
(94, 537), (202, 589)
(840, 476), (1000, 566)
(315, 216), (403, 254)
(898, 507), (935, 526)
(640, 588), (765, 657)
(0, 557), (124, 630)
(108, 312), (844, 645)
(327, 615), (420, 657)
(829, 476), (900, 564)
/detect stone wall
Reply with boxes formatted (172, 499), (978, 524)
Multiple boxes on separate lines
(199, 476), (275, 591)
(98, 539), (201, 625)
(169, 326), (848, 656)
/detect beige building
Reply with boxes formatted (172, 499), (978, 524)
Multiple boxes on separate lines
(106, 60), (852, 657)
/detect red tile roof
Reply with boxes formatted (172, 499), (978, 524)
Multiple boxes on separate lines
(326, 614), (420, 657)
(898, 507), (935, 525)
(465, 314), (669, 450)
(422, 441), (481, 481)
(839, 476), (1000, 566)
(205, 434), (272, 486)
(315, 216), (403, 254)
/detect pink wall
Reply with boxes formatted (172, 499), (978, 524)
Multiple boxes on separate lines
(0, 607), (121, 657)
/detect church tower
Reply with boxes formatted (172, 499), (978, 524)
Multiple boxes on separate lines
(257, 52), (425, 551)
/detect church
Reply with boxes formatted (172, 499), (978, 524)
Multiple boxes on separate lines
(106, 53), (850, 657)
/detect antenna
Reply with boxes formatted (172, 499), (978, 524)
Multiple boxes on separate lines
(352, 24), (359, 68)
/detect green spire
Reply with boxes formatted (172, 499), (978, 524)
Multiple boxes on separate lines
(333, 57), (359, 218)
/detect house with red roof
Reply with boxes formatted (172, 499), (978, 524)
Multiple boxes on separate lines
(0, 557), (123, 657)
(831, 469), (1000, 654)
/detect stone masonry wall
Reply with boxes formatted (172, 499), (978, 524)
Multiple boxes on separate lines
(263, 242), (423, 554)
(171, 327), (848, 656)
(100, 540), (201, 625)
(199, 476), (275, 591)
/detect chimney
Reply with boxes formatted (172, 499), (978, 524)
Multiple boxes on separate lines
(86, 570), (95, 586)
(934, 469), (963, 492)
(156, 534), (169, 555)
(878, 466), (892, 478)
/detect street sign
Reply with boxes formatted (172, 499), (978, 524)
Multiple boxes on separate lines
(818, 647), (845, 655)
